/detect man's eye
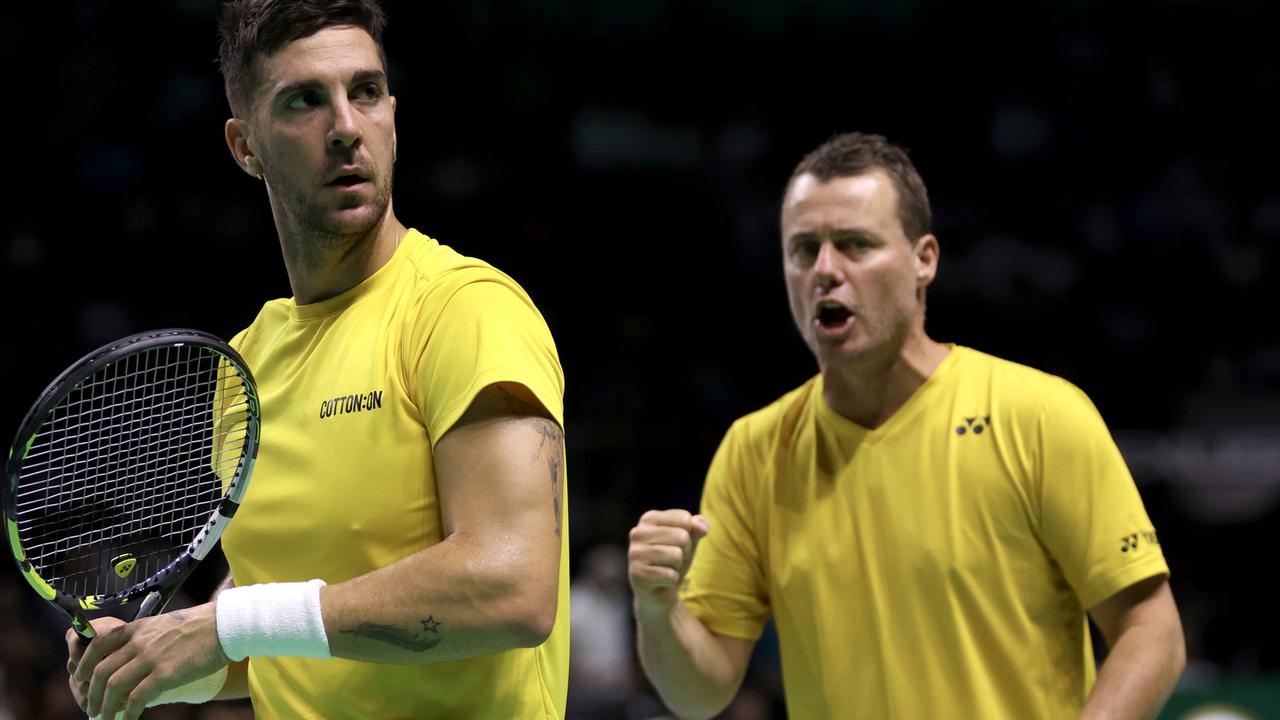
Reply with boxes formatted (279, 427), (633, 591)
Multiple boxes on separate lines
(287, 91), (320, 110)
(836, 238), (873, 253)
(355, 83), (382, 101)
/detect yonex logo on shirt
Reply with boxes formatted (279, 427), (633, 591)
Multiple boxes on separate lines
(1120, 530), (1159, 553)
(955, 415), (991, 436)
(319, 390), (384, 419)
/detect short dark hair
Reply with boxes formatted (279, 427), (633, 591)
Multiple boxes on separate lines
(789, 132), (932, 242)
(217, 0), (389, 117)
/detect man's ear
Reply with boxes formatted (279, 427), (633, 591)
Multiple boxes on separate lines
(914, 234), (940, 288)
(225, 118), (262, 179)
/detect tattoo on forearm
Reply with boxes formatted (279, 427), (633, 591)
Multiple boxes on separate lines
(340, 615), (443, 652)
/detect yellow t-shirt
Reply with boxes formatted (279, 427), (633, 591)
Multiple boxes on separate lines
(682, 345), (1168, 718)
(222, 229), (568, 719)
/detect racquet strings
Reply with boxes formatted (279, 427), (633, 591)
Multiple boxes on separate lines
(12, 344), (252, 601)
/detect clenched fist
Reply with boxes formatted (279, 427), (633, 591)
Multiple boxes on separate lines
(627, 509), (710, 610)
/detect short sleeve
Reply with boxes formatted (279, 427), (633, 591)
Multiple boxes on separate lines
(1036, 379), (1169, 610)
(413, 278), (564, 447)
(681, 422), (771, 641)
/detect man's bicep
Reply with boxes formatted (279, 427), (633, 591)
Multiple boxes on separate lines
(433, 382), (564, 543)
(1087, 575), (1179, 650)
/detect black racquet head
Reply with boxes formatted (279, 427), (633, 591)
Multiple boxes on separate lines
(4, 329), (259, 639)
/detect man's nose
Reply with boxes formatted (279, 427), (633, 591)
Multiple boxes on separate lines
(328, 97), (361, 149)
(813, 242), (841, 288)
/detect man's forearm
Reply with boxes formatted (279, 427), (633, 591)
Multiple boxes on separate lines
(317, 529), (559, 664)
(1079, 622), (1185, 720)
(635, 599), (747, 720)
(220, 387), (564, 667)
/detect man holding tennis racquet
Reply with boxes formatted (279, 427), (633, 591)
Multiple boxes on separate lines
(66, 1), (568, 717)
(628, 133), (1185, 718)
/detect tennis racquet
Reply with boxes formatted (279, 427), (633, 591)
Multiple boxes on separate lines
(3, 328), (259, 642)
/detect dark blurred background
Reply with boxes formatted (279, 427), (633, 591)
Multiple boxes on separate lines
(2, 0), (1278, 718)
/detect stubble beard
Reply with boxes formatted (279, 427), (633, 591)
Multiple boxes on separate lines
(269, 162), (395, 264)
(811, 302), (915, 375)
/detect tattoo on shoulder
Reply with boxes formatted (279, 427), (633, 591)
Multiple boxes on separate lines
(340, 615), (443, 652)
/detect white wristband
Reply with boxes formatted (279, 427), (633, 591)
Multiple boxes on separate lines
(215, 579), (331, 661)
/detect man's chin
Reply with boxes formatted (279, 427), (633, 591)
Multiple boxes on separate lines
(312, 204), (385, 237)
(811, 338), (870, 369)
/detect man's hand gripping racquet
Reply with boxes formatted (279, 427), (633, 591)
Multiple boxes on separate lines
(3, 329), (258, 717)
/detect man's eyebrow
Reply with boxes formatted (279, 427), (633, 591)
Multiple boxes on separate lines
(272, 79), (319, 103)
(787, 230), (818, 246)
(271, 69), (388, 102)
(351, 68), (388, 87)
(829, 228), (880, 242)
(787, 228), (877, 245)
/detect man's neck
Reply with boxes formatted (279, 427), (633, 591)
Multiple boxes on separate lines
(278, 210), (406, 305)
(820, 329), (950, 430)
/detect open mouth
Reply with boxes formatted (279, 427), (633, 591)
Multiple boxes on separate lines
(816, 304), (853, 329)
(328, 174), (367, 188)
